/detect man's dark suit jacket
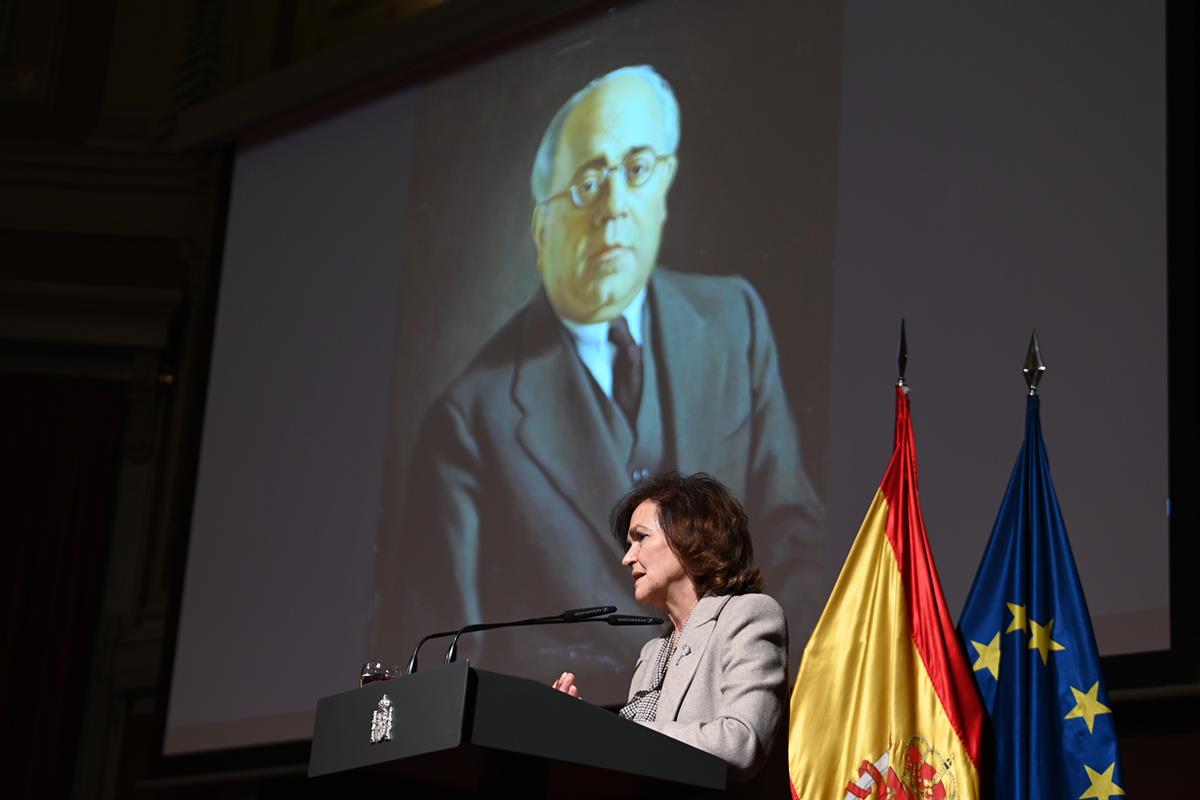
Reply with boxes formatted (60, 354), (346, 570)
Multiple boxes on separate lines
(395, 268), (822, 695)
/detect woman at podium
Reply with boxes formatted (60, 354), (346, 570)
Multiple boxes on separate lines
(552, 471), (787, 784)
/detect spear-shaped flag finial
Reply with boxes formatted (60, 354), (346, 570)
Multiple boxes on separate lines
(897, 319), (909, 388)
(1023, 330), (1046, 395)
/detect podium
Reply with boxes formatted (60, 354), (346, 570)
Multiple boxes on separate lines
(308, 661), (726, 796)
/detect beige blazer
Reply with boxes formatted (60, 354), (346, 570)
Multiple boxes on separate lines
(627, 593), (788, 782)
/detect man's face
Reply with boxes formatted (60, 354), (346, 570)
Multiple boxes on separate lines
(533, 75), (677, 324)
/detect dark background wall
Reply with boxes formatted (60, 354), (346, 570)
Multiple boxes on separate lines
(0, 1), (1194, 797)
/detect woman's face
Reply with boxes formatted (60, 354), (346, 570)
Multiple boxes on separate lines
(621, 499), (689, 609)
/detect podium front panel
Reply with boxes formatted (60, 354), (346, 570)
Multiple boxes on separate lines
(308, 661), (472, 777)
(308, 662), (726, 794)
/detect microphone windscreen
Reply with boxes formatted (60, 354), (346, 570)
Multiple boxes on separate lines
(605, 614), (665, 626)
(561, 605), (619, 621)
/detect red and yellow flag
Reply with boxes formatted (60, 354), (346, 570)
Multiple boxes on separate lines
(789, 387), (984, 799)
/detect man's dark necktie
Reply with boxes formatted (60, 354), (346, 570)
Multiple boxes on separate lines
(609, 315), (643, 428)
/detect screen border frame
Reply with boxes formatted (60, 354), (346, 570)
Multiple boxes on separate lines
(152, 0), (1197, 782)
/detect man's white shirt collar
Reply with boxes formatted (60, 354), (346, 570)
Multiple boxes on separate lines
(558, 287), (647, 401)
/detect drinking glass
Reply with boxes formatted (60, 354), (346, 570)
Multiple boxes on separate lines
(359, 661), (400, 687)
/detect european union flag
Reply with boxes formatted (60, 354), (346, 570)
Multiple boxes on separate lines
(958, 396), (1124, 799)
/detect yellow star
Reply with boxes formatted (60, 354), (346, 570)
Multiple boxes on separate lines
(1064, 681), (1112, 733)
(970, 632), (1002, 679)
(1006, 602), (1028, 633)
(1027, 617), (1066, 664)
(1079, 762), (1124, 799)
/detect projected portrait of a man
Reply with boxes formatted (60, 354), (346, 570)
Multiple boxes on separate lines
(395, 65), (823, 689)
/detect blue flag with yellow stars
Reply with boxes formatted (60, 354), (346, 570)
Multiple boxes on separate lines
(958, 395), (1124, 799)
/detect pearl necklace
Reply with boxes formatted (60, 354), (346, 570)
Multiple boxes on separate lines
(667, 605), (696, 657)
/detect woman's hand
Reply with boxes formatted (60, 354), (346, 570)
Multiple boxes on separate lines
(552, 671), (582, 699)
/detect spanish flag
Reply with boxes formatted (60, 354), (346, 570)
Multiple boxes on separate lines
(789, 387), (984, 799)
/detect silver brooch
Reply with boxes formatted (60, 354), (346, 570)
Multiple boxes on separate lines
(675, 643), (692, 665)
(369, 693), (393, 744)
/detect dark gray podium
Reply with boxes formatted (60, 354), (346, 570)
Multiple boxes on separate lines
(308, 661), (726, 796)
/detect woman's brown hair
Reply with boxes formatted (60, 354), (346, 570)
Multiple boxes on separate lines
(611, 471), (764, 596)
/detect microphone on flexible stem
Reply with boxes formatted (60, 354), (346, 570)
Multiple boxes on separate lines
(446, 606), (624, 662)
(443, 605), (619, 664)
(406, 628), (457, 675)
(561, 605), (622, 621)
(605, 614), (665, 626)
(406, 606), (620, 673)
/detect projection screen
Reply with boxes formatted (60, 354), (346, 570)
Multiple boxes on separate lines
(164, 0), (1168, 756)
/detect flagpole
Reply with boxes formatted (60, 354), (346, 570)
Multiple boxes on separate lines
(1023, 330), (1045, 395)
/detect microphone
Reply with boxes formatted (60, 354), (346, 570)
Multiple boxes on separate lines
(444, 605), (620, 664)
(605, 614), (665, 626)
(561, 605), (619, 621)
(406, 606), (617, 674)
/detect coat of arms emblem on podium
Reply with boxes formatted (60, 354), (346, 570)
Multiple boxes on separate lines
(369, 693), (393, 744)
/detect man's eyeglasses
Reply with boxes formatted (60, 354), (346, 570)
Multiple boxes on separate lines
(541, 150), (674, 210)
